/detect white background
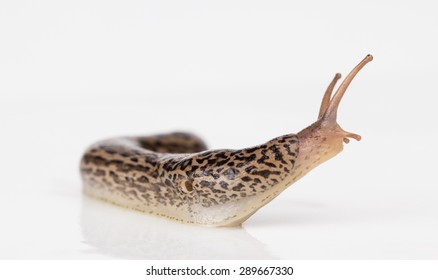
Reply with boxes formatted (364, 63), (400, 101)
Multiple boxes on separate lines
(1, 0), (437, 259)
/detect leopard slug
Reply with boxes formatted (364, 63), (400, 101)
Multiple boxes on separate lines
(80, 55), (373, 227)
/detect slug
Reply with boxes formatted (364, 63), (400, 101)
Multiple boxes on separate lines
(80, 55), (373, 227)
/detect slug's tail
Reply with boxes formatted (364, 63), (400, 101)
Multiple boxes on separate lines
(317, 54), (373, 143)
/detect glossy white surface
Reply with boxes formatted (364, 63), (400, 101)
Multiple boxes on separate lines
(1, 0), (438, 259)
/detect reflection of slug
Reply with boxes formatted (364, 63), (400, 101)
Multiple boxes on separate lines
(80, 55), (373, 227)
(80, 196), (271, 259)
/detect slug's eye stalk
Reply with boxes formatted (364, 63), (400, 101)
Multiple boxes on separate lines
(318, 73), (342, 119)
(318, 54), (373, 143)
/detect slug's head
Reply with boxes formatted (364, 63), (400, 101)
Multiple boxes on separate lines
(296, 55), (373, 170)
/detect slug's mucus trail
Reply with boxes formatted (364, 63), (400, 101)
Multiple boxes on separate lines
(80, 55), (373, 227)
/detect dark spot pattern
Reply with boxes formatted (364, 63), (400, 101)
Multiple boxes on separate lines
(80, 132), (300, 223)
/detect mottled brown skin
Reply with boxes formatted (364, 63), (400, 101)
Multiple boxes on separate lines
(80, 55), (373, 227)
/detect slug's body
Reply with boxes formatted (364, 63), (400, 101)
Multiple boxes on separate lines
(81, 55), (373, 227)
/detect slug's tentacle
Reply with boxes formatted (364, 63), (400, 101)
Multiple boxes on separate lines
(323, 54), (373, 124)
(294, 55), (372, 184)
(81, 55), (372, 227)
(315, 54), (373, 143)
(318, 73), (341, 119)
